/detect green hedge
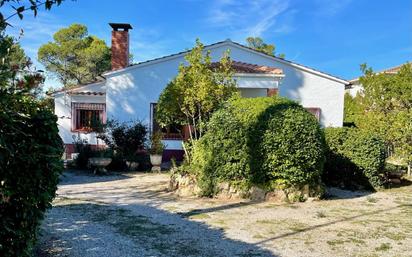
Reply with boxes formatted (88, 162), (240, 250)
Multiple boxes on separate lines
(191, 96), (325, 196)
(323, 127), (386, 190)
(0, 90), (64, 257)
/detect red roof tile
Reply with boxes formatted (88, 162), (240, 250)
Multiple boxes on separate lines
(68, 91), (105, 96)
(211, 61), (283, 75)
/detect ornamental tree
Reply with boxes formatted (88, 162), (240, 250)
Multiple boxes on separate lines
(156, 39), (237, 161)
(355, 63), (412, 174)
(38, 23), (111, 87)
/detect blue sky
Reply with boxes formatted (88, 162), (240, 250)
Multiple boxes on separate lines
(5, 0), (412, 89)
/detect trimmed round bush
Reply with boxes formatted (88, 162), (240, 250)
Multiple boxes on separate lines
(191, 96), (325, 196)
(0, 90), (64, 257)
(324, 127), (386, 190)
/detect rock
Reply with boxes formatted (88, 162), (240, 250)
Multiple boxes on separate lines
(265, 190), (288, 202)
(249, 186), (266, 201)
(390, 178), (401, 184)
(306, 197), (317, 203)
(302, 184), (310, 197)
(217, 182), (230, 191)
(151, 166), (161, 172)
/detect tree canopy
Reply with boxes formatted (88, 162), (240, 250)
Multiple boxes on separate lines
(38, 23), (111, 87)
(0, 0), (63, 27)
(246, 37), (285, 58)
(0, 29), (45, 97)
(156, 39), (237, 160)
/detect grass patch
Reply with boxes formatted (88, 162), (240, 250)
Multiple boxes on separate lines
(348, 237), (366, 245)
(287, 221), (308, 232)
(315, 210), (326, 218)
(366, 196), (378, 203)
(189, 213), (211, 220)
(252, 234), (266, 239)
(164, 205), (179, 212)
(212, 219), (228, 228)
(385, 232), (406, 241)
(256, 219), (276, 225)
(327, 239), (346, 246)
(375, 243), (391, 251)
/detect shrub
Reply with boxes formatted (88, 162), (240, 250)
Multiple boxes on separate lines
(147, 131), (165, 155)
(72, 135), (94, 169)
(323, 127), (386, 190)
(191, 96), (325, 196)
(0, 90), (64, 257)
(99, 119), (147, 162)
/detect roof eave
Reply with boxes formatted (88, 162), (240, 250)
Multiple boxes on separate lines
(234, 73), (284, 78)
(102, 40), (350, 85)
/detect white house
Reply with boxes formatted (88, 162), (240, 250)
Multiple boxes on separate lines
(52, 23), (349, 160)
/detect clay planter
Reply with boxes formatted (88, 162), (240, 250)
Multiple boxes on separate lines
(150, 154), (162, 172)
(89, 157), (112, 174)
(126, 161), (139, 171)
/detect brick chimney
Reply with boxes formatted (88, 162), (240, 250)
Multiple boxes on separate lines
(109, 23), (133, 71)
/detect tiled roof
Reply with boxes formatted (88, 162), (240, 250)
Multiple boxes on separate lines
(211, 61), (283, 75)
(68, 91), (105, 96)
(47, 79), (105, 95)
(378, 63), (410, 74)
(349, 62), (411, 84)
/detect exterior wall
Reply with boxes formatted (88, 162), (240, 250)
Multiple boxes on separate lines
(55, 42), (346, 157)
(105, 43), (345, 134)
(239, 88), (268, 98)
(207, 44), (346, 127)
(346, 84), (363, 97)
(234, 74), (280, 88)
(54, 91), (106, 146)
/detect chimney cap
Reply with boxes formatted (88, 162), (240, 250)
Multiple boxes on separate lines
(109, 23), (133, 31)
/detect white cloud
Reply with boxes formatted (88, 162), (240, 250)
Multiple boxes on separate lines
(206, 0), (292, 39)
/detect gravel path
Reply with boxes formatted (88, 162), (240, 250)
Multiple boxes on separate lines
(36, 170), (412, 257)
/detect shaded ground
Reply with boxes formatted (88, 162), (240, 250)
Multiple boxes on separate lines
(36, 171), (412, 257)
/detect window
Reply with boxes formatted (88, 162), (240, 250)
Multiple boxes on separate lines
(72, 103), (106, 132)
(150, 103), (184, 140)
(305, 107), (321, 121)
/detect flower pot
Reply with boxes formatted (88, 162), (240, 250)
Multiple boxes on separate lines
(89, 157), (112, 174)
(150, 154), (162, 172)
(126, 161), (139, 171)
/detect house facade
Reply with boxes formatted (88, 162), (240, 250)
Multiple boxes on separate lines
(52, 23), (349, 160)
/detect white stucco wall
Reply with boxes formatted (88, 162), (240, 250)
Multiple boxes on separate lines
(54, 82), (106, 145)
(57, 41), (346, 149)
(346, 84), (363, 97)
(105, 42), (346, 131)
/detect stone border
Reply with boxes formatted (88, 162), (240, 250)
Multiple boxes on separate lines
(169, 172), (323, 202)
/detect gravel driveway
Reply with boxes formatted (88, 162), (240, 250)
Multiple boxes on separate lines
(36, 170), (412, 257)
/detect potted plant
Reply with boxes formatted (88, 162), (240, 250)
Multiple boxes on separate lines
(88, 120), (112, 174)
(148, 131), (165, 172)
(98, 119), (148, 171)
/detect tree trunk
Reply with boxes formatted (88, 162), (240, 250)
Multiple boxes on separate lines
(192, 116), (198, 140)
(408, 162), (411, 177)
